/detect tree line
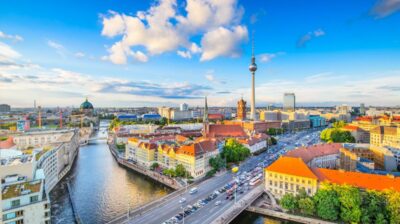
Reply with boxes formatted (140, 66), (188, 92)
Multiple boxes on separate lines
(320, 121), (355, 143)
(280, 183), (400, 224)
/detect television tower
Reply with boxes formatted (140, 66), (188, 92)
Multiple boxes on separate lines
(249, 34), (257, 120)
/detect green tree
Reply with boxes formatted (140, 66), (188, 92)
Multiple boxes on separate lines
(332, 121), (346, 129)
(361, 190), (388, 224)
(150, 162), (159, 171)
(336, 185), (362, 223)
(175, 164), (188, 177)
(313, 185), (340, 221)
(209, 155), (226, 171)
(280, 193), (298, 213)
(384, 190), (400, 224)
(222, 138), (250, 163)
(298, 197), (315, 216)
(269, 137), (277, 145)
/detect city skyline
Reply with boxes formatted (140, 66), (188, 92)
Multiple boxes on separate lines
(1, 0), (400, 108)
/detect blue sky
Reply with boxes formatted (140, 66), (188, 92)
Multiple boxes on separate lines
(0, 0), (399, 107)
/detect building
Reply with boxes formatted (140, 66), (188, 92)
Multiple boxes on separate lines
(117, 114), (137, 121)
(0, 104), (11, 113)
(342, 124), (370, 143)
(339, 144), (398, 172)
(337, 104), (352, 114)
(1, 179), (51, 224)
(281, 120), (310, 131)
(224, 120), (281, 133)
(370, 126), (400, 149)
(237, 98), (246, 120)
(158, 107), (192, 120)
(285, 143), (342, 169)
(180, 103), (189, 111)
(308, 115), (326, 128)
(141, 114), (162, 121)
(265, 156), (319, 198)
(80, 97), (94, 116)
(265, 156), (400, 199)
(238, 133), (268, 154)
(360, 103), (366, 115)
(283, 93), (295, 112)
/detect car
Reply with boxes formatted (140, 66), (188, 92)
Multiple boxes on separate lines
(179, 198), (186, 203)
(215, 200), (222, 206)
(189, 187), (198, 194)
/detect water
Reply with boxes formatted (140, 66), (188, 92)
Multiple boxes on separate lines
(50, 121), (172, 224)
(231, 211), (298, 224)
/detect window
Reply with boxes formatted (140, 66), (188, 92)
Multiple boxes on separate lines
(3, 212), (16, 221)
(30, 195), (39, 203)
(45, 211), (50, 218)
(11, 199), (20, 208)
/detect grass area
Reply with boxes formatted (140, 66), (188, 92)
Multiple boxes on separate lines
(0, 136), (8, 141)
(2, 181), (41, 200)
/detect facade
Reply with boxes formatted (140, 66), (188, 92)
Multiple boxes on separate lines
(265, 156), (319, 199)
(265, 156), (400, 200)
(360, 103), (366, 115)
(158, 107), (192, 120)
(0, 104), (11, 113)
(308, 115), (326, 128)
(180, 103), (189, 111)
(370, 126), (400, 149)
(1, 180), (50, 224)
(238, 133), (268, 154)
(283, 93), (295, 112)
(237, 98), (247, 120)
(281, 120), (310, 131)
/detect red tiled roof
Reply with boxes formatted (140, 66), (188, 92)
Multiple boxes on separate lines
(208, 124), (247, 138)
(342, 125), (359, 131)
(266, 156), (318, 179)
(138, 142), (157, 150)
(285, 143), (342, 163)
(208, 114), (224, 120)
(176, 139), (217, 156)
(312, 168), (400, 192)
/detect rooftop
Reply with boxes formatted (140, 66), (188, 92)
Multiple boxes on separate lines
(265, 156), (318, 179)
(285, 143), (342, 163)
(2, 180), (42, 200)
(313, 168), (400, 192)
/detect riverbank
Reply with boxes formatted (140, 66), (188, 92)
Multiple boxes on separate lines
(108, 143), (182, 190)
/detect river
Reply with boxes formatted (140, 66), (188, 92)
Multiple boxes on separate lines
(50, 121), (172, 224)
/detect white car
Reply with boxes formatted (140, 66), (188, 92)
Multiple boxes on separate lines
(179, 198), (186, 203)
(215, 200), (222, 206)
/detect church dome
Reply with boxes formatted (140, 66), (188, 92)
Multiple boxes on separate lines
(80, 98), (94, 110)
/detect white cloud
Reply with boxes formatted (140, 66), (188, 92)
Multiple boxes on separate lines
(205, 74), (214, 81)
(0, 42), (21, 62)
(47, 40), (64, 50)
(297, 29), (326, 48)
(100, 0), (247, 64)
(74, 52), (85, 58)
(259, 53), (276, 63)
(200, 26), (248, 61)
(0, 31), (23, 42)
(177, 50), (192, 59)
(130, 50), (148, 62)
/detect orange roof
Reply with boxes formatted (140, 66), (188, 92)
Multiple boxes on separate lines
(342, 125), (359, 131)
(208, 114), (224, 120)
(138, 142), (157, 150)
(312, 168), (400, 192)
(175, 135), (188, 143)
(265, 156), (318, 179)
(208, 124), (247, 138)
(285, 143), (342, 163)
(176, 139), (217, 157)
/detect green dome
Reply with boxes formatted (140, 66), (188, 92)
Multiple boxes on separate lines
(80, 98), (94, 109)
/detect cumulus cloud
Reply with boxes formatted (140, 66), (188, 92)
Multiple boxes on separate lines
(297, 29), (326, 48)
(0, 31), (23, 42)
(100, 0), (248, 64)
(371, 0), (400, 18)
(0, 42), (21, 62)
(200, 26), (248, 61)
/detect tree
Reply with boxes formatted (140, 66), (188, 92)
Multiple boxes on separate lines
(209, 155), (226, 171)
(280, 193), (298, 213)
(361, 190), (388, 224)
(336, 185), (362, 223)
(150, 162), (159, 171)
(332, 121), (345, 129)
(269, 137), (277, 145)
(163, 168), (176, 177)
(384, 190), (400, 224)
(298, 198), (315, 216)
(175, 164), (188, 178)
(313, 185), (340, 221)
(222, 138), (251, 163)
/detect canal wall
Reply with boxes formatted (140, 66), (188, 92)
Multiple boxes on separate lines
(246, 206), (336, 224)
(66, 182), (83, 224)
(108, 143), (182, 190)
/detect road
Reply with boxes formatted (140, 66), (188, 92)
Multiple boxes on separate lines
(125, 129), (323, 224)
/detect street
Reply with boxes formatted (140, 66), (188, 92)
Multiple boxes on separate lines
(125, 129), (322, 224)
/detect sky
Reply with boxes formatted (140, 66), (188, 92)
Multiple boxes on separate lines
(0, 0), (400, 108)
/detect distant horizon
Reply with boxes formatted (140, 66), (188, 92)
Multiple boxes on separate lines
(1, 0), (399, 107)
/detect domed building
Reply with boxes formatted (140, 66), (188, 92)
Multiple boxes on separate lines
(80, 98), (94, 116)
